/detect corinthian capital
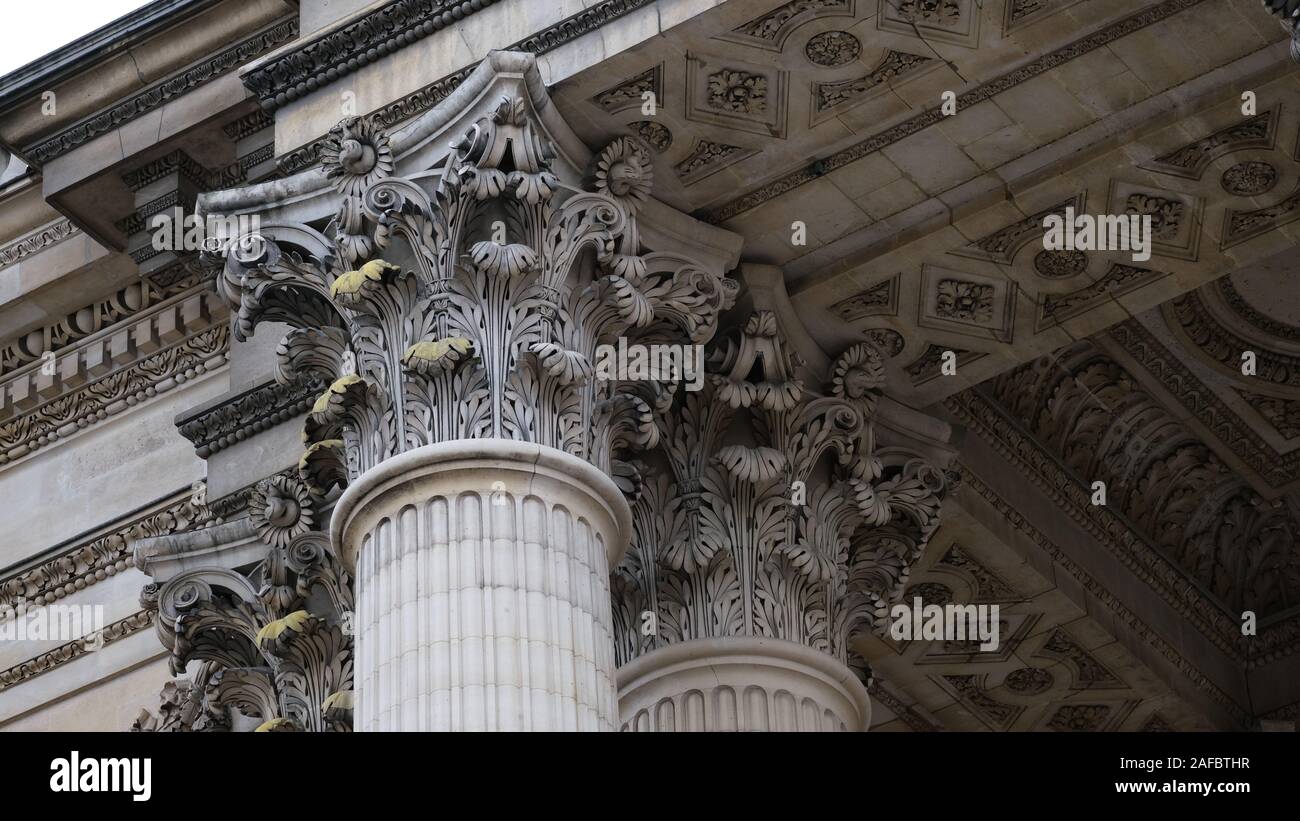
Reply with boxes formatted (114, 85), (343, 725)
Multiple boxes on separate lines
(612, 300), (952, 671)
(204, 53), (740, 499)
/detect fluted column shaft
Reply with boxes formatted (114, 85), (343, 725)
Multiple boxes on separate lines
(617, 638), (872, 732)
(332, 441), (631, 731)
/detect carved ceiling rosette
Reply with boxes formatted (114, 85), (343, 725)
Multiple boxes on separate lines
(218, 96), (734, 499)
(611, 308), (951, 670)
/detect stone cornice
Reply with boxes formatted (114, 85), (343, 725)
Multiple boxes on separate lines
(243, 0), (500, 112)
(954, 465), (1250, 727)
(701, 0), (1212, 224)
(0, 218), (80, 271)
(275, 0), (662, 176)
(19, 18), (298, 167)
(0, 611), (154, 694)
(0, 0), (223, 108)
(177, 376), (323, 458)
(0, 490), (215, 616)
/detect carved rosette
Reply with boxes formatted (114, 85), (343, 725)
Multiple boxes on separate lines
(220, 101), (734, 503)
(610, 310), (950, 676)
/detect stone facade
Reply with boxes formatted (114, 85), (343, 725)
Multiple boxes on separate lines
(0, 0), (1297, 732)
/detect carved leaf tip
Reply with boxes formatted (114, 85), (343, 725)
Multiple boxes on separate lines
(255, 609), (312, 645)
(329, 259), (401, 302)
(402, 338), (475, 376)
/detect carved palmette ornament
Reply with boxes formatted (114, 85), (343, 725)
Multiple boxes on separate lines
(612, 312), (949, 668)
(219, 102), (734, 495)
(139, 532), (355, 732)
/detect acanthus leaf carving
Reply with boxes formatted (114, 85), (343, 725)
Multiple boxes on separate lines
(613, 315), (949, 668)
(219, 102), (735, 496)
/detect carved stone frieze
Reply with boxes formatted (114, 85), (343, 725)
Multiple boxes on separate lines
(1037, 263), (1164, 329)
(593, 65), (663, 113)
(906, 344), (986, 384)
(23, 19), (298, 166)
(1168, 290), (1300, 387)
(628, 121), (672, 152)
(1141, 109), (1277, 180)
(242, 0), (499, 112)
(829, 275), (899, 322)
(1004, 0), (1081, 33)
(1242, 392), (1300, 439)
(0, 218), (80, 271)
(951, 194), (1085, 265)
(879, 0), (978, 48)
(0, 612), (154, 694)
(1223, 183), (1300, 247)
(0, 272), (203, 378)
(0, 321), (228, 467)
(1034, 628), (1124, 689)
(1108, 319), (1300, 488)
(177, 376), (324, 458)
(0, 296), (228, 467)
(935, 543), (1020, 602)
(938, 674), (1023, 729)
(0, 491), (215, 616)
(949, 465), (1251, 725)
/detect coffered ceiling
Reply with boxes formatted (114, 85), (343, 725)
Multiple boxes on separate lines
(552, 0), (1300, 728)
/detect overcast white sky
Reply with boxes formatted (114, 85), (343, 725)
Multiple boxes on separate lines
(0, 0), (154, 79)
